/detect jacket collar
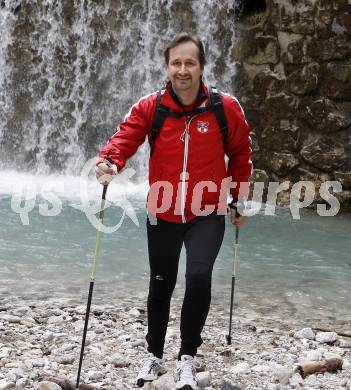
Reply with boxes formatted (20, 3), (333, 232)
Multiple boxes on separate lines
(161, 80), (209, 111)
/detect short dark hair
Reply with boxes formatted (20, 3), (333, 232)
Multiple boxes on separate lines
(164, 32), (206, 69)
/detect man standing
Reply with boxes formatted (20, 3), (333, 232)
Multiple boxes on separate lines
(96, 33), (252, 390)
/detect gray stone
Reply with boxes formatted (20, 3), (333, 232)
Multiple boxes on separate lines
(45, 308), (65, 317)
(35, 382), (62, 390)
(266, 385), (279, 390)
(15, 377), (28, 388)
(55, 355), (75, 365)
(221, 378), (241, 390)
(128, 308), (141, 317)
(47, 316), (65, 325)
(87, 370), (104, 381)
(272, 364), (294, 385)
(31, 358), (45, 368)
(302, 348), (325, 361)
(131, 339), (146, 348)
(0, 315), (21, 324)
(153, 372), (174, 390)
(11, 306), (31, 316)
(108, 353), (130, 367)
(294, 328), (315, 340)
(252, 364), (270, 373)
(0, 379), (15, 390)
(3, 374), (15, 383)
(143, 383), (156, 390)
(197, 371), (211, 388)
(305, 374), (319, 386)
(324, 351), (342, 360)
(19, 318), (35, 327)
(117, 334), (132, 342)
(230, 362), (250, 375)
(316, 331), (338, 344)
(290, 372), (304, 386)
(0, 348), (11, 359)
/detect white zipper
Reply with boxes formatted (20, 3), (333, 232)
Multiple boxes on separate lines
(180, 115), (197, 223)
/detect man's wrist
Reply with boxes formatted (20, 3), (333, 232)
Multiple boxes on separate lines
(96, 157), (106, 166)
(96, 157), (118, 174)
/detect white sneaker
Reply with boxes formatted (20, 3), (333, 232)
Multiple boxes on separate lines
(136, 354), (167, 387)
(174, 355), (198, 390)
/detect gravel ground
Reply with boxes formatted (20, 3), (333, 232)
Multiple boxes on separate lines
(0, 295), (350, 390)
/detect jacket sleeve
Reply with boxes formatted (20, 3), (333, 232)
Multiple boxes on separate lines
(98, 95), (155, 171)
(224, 95), (253, 202)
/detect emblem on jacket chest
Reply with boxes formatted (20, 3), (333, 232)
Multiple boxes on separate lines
(196, 120), (210, 133)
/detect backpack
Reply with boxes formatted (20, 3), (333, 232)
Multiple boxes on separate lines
(150, 86), (229, 155)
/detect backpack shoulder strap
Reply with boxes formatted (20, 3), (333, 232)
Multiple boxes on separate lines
(150, 87), (229, 154)
(209, 86), (229, 151)
(150, 90), (169, 155)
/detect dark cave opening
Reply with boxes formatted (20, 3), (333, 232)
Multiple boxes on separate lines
(237, 0), (267, 18)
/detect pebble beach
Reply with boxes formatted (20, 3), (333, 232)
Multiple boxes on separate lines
(0, 295), (350, 390)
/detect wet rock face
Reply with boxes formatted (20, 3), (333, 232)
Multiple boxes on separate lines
(263, 151), (300, 176)
(299, 98), (351, 133)
(287, 62), (320, 95)
(247, 35), (280, 65)
(233, 0), (351, 209)
(300, 138), (349, 172)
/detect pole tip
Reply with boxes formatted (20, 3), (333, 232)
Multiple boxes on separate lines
(226, 335), (232, 345)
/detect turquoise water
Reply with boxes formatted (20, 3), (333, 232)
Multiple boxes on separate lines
(0, 172), (350, 321)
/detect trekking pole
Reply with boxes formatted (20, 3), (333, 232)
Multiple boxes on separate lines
(76, 160), (112, 389)
(226, 224), (239, 346)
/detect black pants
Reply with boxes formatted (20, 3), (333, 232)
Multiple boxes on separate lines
(146, 213), (225, 359)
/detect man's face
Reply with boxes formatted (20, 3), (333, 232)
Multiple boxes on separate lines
(167, 41), (203, 95)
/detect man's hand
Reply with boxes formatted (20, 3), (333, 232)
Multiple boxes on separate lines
(230, 209), (246, 228)
(95, 162), (118, 185)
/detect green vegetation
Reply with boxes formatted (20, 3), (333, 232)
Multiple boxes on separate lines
(244, 10), (266, 25)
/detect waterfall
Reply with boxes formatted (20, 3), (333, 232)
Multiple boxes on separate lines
(0, 0), (238, 180)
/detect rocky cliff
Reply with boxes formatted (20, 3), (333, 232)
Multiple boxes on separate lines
(233, 0), (351, 210)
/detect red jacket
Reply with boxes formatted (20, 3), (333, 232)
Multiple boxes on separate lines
(98, 82), (252, 223)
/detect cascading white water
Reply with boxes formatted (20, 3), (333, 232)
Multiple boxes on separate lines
(0, 0), (239, 179)
(0, 0), (20, 159)
(192, 0), (237, 87)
